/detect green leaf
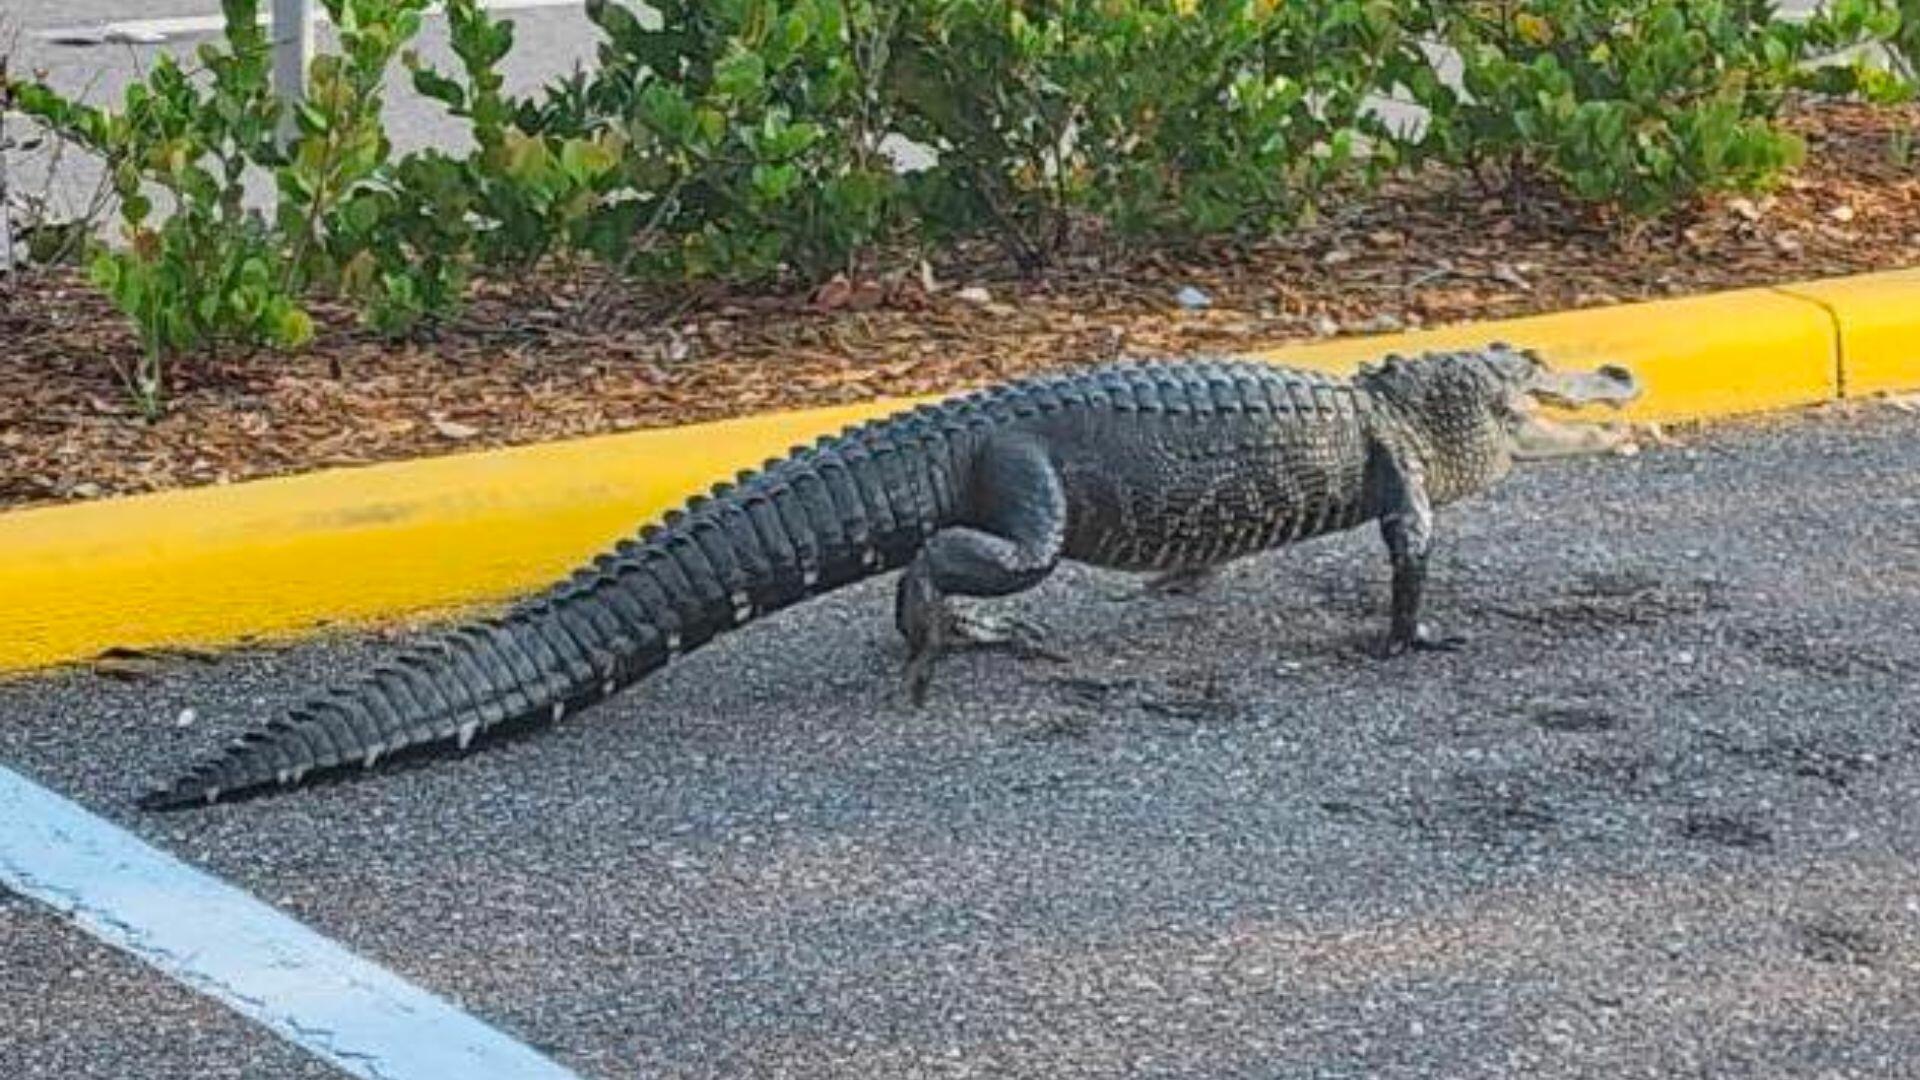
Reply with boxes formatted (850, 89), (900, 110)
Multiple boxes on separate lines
(412, 66), (468, 110)
(714, 49), (768, 102)
(274, 305), (318, 348)
(638, 83), (695, 139)
(558, 136), (617, 182)
(87, 252), (122, 291)
(750, 162), (799, 202)
(500, 128), (557, 186)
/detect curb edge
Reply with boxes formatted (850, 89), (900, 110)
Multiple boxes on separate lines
(2, 269), (1913, 674)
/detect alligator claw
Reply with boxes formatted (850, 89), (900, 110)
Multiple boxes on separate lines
(901, 610), (1063, 705)
(1143, 567), (1216, 597)
(1376, 626), (1468, 659)
(950, 612), (1065, 662)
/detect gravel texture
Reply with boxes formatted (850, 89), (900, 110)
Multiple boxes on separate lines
(3, 404), (1918, 1079)
(0, 893), (340, 1079)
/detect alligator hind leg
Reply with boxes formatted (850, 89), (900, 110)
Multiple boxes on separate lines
(896, 435), (1066, 705)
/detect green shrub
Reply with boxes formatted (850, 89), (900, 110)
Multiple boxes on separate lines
(8, 0), (304, 414)
(508, 0), (906, 282)
(890, 0), (1417, 267)
(4, 0), (447, 401)
(1405, 0), (1907, 217)
(285, 0), (469, 336)
(327, 142), (480, 336)
(405, 0), (620, 276)
(1888, 0), (1920, 81)
(10, 0), (1918, 408)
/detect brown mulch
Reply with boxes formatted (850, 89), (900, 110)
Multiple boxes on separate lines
(3, 100), (1917, 512)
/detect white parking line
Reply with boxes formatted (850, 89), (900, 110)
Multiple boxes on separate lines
(40, 0), (586, 45)
(0, 766), (583, 1080)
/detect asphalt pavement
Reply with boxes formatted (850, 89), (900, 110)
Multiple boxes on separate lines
(3, 403), (1918, 1078)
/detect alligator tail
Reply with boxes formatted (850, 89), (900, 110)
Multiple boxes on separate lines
(139, 408), (975, 810)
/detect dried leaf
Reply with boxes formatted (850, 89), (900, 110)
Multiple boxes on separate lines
(431, 418), (481, 440)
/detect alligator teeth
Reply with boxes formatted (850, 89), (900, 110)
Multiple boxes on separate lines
(602, 679), (617, 696)
(551, 702), (566, 722)
(456, 720), (480, 750)
(803, 568), (820, 587)
(363, 743), (385, 770)
(666, 632), (682, 653)
(291, 766), (308, 784)
(204, 787), (221, 805)
(276, 768), (292, 785)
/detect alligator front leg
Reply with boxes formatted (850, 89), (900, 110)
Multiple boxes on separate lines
(1373, 450), (1465, 657)
(1381, 540), (1465, 656)
(896, 436), (1066, 705)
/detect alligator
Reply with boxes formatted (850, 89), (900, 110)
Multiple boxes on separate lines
(141, 346), (1639, 810)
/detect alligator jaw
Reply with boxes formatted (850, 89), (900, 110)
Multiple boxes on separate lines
(1510, 414), (1633, 459)
(1507, 361), (1640, 460)
(1527, 363), (1639, 410)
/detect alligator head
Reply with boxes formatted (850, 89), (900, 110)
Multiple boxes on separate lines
(1484, 346), (1642, 459)
(1352, 344), (1643, 503)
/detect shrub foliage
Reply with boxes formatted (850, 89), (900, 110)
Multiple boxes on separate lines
(1, 0), (1914, 411)
(1405, 0), (1909, 216)
(893, 0), (1418, 266)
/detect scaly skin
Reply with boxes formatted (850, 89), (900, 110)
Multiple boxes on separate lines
(142, 346), (1623, 809)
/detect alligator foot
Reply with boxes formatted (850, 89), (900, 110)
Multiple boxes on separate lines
(903, 640), (942, 707)
(1376, 625), (1469, 659)
(950, 611), (1065, 662)
(1143, 566), (1216, 597)
(902, 604), (1063, 706)
(898, 568), (950, 707)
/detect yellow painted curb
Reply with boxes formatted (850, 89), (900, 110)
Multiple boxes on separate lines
(1256, 285), (1837, 423)
(1774, 267), (1920, 398)
(0, 272), (1895, 674)
(0, 402), (914, 674)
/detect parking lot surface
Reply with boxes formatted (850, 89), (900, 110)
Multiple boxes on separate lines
(4, 404), (1919, 1078)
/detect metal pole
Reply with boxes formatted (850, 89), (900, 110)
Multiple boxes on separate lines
(1, 55), (14, 275)
(0, 108), (14, 275)
(271, 0), (312, 148)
